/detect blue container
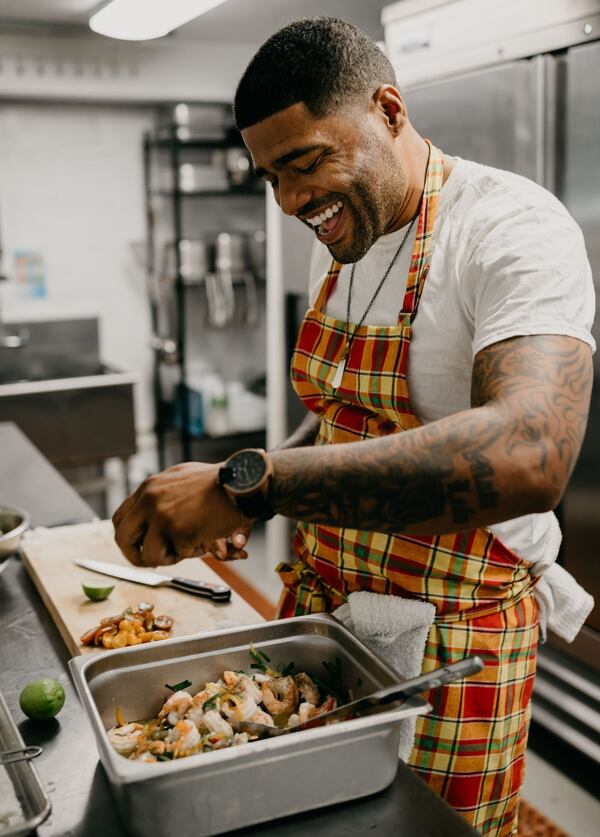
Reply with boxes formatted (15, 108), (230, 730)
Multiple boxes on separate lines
(173, 382), (204, 437)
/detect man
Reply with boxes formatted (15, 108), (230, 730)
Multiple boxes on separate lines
(113, 18), (595, 836)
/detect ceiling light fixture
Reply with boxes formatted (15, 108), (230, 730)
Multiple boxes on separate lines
(90, 0), (229, 41)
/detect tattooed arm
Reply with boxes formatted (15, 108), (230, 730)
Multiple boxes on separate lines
(269, 335), (593, 534)
(112, 334), (592, 565)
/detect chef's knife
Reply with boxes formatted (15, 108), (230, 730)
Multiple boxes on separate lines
(75, 559), (231, 602)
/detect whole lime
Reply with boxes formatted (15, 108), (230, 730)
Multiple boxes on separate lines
(19, 678), (65, 720)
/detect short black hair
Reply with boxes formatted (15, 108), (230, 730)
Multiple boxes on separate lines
(234, 17), (397, 131)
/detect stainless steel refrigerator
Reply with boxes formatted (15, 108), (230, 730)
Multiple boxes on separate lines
(403, 43), (600, 762)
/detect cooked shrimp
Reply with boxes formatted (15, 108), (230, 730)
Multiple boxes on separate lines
(261, 676), (299, 716)
(199, 710), (233, 738)
(252, 672), (271, 684)
(133, 751), (158, 763)
(158, 690), (193, 725)
(294, 673), (320, 706)
(186, 685), (222, 728)
(108, 722), (145, 756)
(223, 671), (261, 703)
(167, 719), (201, 752)
(221, 693), (259, 723)
(252, 707), (275, 727)
(313, 695), (337, 716)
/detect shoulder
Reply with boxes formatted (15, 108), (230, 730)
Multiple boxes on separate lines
(443, 159), (584, 257)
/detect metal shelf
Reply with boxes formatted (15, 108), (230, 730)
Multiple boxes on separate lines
(145, 114), (266, 467)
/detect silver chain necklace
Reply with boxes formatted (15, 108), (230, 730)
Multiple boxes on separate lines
(331, 216), (418, 391)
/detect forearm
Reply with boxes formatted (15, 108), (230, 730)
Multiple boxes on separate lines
(270, 403), (540, 535)
(271, 411), (320, 451)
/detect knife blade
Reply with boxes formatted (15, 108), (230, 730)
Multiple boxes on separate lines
(75, 559), (231, 602)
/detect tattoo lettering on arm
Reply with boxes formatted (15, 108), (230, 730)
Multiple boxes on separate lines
(269, 335), (593, 536)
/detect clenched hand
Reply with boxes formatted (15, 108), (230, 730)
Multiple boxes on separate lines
(112, 462), (253, 567)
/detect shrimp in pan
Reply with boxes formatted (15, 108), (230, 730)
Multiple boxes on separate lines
(107, 722), (145, 756)
(158, 690), (193, 725)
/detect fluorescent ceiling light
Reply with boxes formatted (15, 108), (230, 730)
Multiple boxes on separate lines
(90, 0), (229, 41)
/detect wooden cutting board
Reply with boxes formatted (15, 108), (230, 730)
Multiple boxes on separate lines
(20, 520), (263, 656)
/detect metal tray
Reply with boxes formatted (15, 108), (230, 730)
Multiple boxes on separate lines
(69, 614), (431, 837)
(0, 691), (51, 837)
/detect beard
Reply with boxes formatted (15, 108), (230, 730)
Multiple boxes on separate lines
(328, 136), (408, 264)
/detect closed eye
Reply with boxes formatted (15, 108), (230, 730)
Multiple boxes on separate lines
(296, 153), (326, 175)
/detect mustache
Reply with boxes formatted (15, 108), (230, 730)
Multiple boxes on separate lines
(297, 194), (344, 220)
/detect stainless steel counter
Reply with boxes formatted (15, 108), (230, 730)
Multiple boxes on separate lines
(0, 421), (476, 837)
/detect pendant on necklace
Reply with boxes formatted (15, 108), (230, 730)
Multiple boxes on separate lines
(331, 352), (348, 390)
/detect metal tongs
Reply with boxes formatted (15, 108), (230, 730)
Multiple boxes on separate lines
(235, 656), (484, 738)
(0, 745), (43, 765)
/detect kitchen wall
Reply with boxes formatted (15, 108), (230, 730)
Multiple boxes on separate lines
(0, 102), (156, 478)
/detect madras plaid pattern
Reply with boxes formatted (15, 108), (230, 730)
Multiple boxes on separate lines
(278, 144), (539, 836)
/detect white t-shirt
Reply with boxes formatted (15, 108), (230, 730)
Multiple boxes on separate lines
(308, 158), (596, 569)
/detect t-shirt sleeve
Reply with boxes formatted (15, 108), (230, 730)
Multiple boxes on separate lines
(463, 206), (596, 356)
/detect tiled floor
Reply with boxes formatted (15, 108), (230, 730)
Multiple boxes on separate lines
(523, 749), (599, 836)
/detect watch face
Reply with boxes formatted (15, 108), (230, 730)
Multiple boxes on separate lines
(230, 450), (267, 491)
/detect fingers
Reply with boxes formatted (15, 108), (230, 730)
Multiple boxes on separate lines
(139, 523), (173, 567)
(208, 535), (249, 561)
(114, 508), (146, 567)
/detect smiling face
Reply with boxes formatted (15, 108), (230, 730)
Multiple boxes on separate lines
(242, 97), (410, 263)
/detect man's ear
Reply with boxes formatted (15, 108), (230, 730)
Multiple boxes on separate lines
(372, 85), (407, 136)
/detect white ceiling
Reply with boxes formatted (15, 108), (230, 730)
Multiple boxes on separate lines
(0, 0), (389, 43)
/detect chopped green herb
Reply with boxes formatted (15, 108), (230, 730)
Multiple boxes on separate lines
(156, 752), (173, 761)
(202, 694), (219, 711)
(257, 649), (271, 663)
(249, 645), (267, 672)
(165, 679), (192, 692)
(280, 661), (296, 677)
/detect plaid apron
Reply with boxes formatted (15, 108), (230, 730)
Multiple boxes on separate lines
(277, 143), (539, 836)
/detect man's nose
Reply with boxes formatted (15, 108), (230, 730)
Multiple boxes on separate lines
(278, 175), (311, 217)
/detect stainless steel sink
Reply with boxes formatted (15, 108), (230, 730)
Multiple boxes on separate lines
(0, 318), (137, 468)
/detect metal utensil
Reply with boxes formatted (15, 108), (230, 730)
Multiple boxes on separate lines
(0, 745), (42, 765)
(74, 559), (231, 602)
(235, 656), (484, 738)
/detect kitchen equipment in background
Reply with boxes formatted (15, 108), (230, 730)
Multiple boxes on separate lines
(215, 232), (258, 327)
(157, 103), (231, 143)
(75, 559), (231, 601)
(163, 239), (210, 285)
(226, 380), (266, 433)
(0, 503), (29, 563)
(247, 229), (266, 279)
(69, 614), (431, 837)
(178, 157), (229, 193)
(225, 147), (253, 189)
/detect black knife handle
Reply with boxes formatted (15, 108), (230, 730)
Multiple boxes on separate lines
(170, 577), (231, 602)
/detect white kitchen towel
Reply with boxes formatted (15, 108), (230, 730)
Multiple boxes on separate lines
(534, 562), (594, 643)
(333, 591), (436, 762)
(530, 516), (594, 643)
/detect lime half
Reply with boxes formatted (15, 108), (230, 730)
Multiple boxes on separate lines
(82, 582), (115, 601)
(19, 678), (65, 720)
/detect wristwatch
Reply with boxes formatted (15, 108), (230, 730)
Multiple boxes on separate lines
(217, 448), (274, 521)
